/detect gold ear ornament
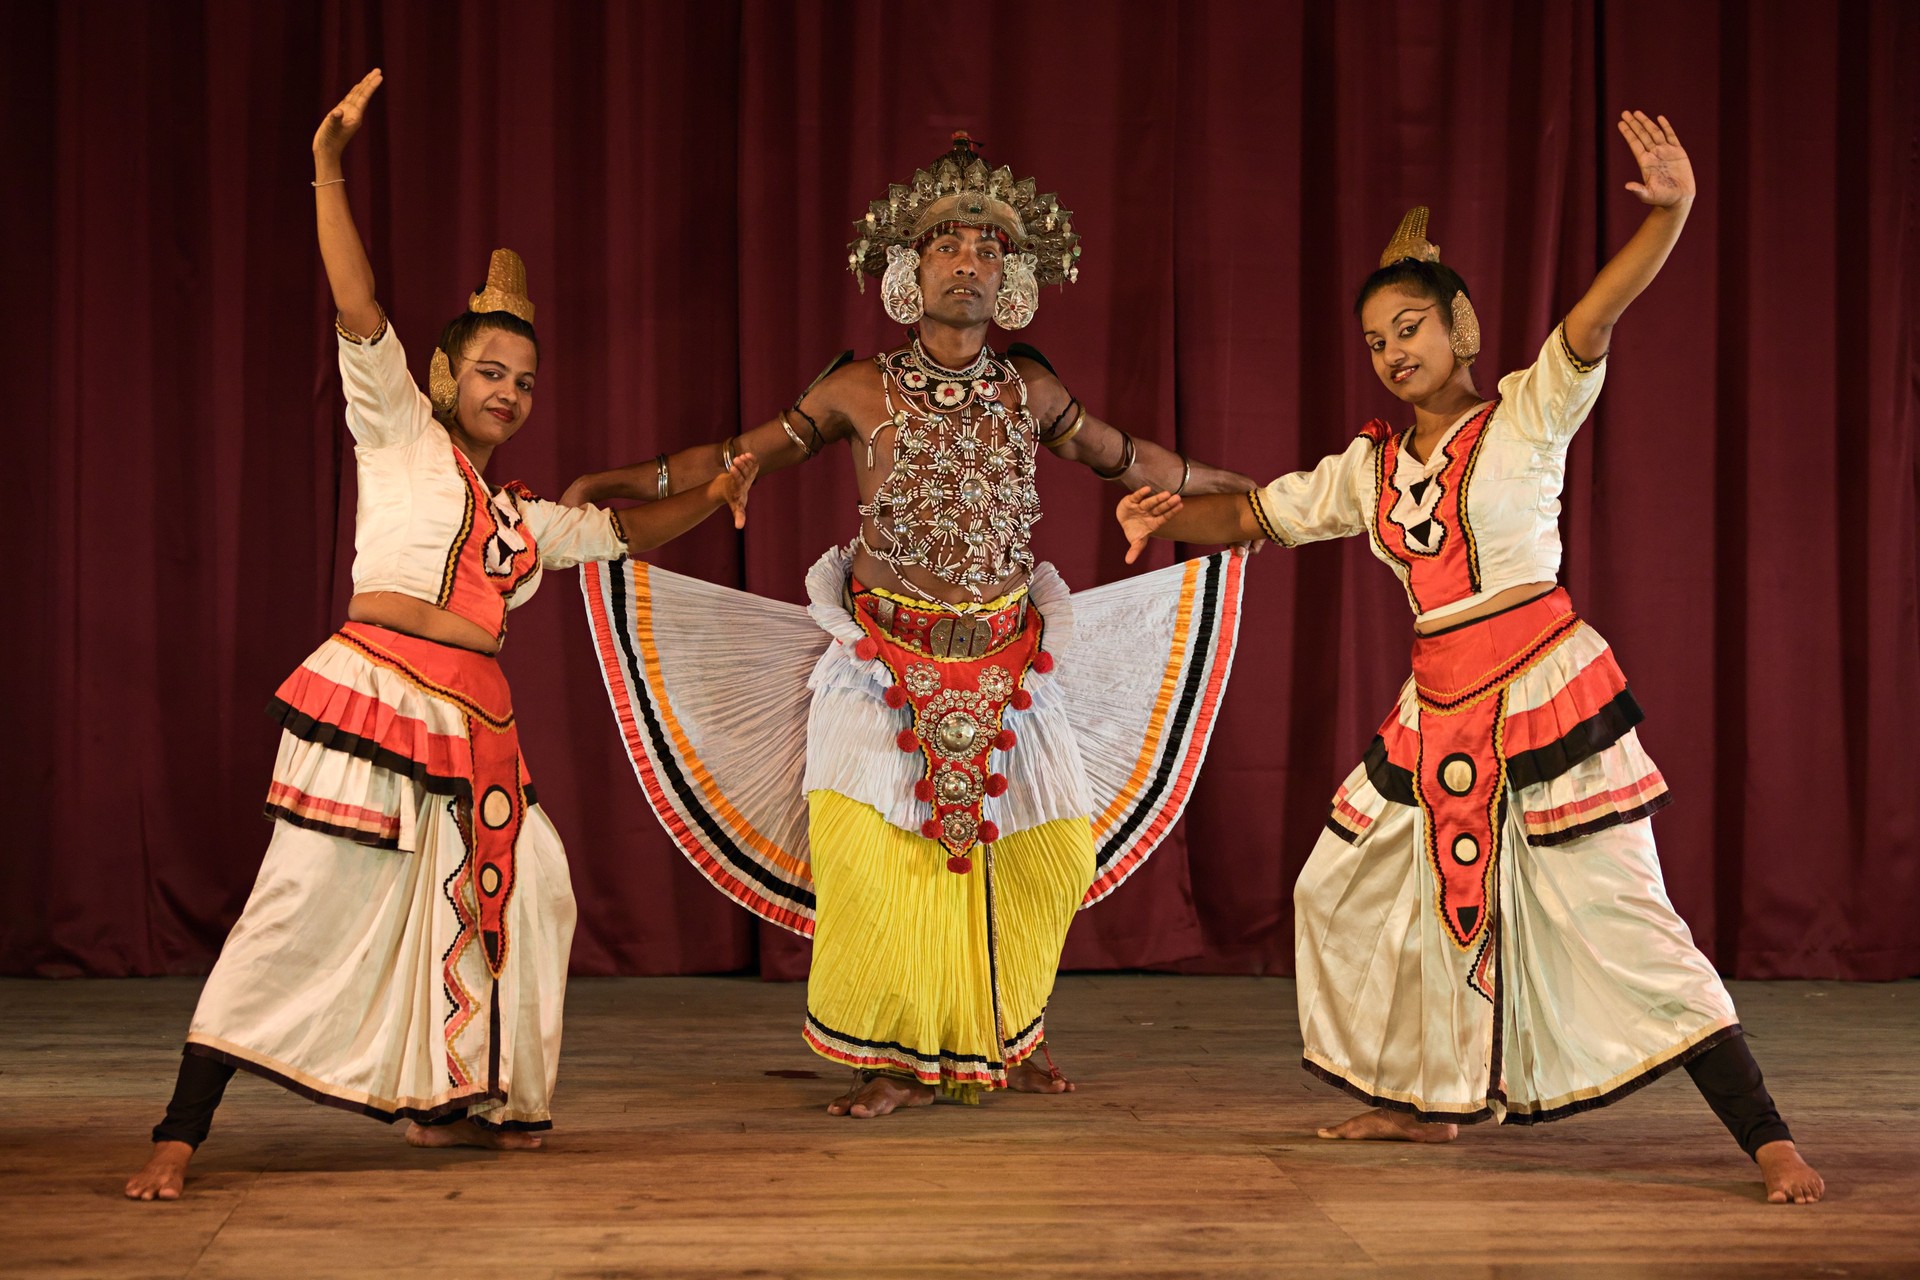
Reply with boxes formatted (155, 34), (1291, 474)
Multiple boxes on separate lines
(429, 348), (458, 417)
(1449, 291), (1481, 364)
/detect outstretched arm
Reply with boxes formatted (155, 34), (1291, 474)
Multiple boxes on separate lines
(312, 70), (385, 339)
(561, 366), (857, 507)
(611, 453), (761, 552)
(1057, 414), (1257, 495)
(1015, 357), (1257, 495)
(1563, 111), (1696, 361)
(1117, 489), (1265, 564)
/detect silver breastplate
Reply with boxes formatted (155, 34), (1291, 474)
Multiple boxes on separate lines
(855, 341), (1043, 599)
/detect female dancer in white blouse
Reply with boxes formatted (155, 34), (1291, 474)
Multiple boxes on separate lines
(1119, 112), (1823, 1205)
(126, 70), (756, 1201)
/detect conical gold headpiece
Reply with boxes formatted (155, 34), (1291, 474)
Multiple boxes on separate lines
(1379, 206), (1442, 268)
(468, 248), (535, 324)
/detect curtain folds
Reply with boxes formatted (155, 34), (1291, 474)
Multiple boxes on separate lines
(8, 0), (1915, 980)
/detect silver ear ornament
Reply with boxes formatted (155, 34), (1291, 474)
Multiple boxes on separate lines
(993, 252), (1040, 330)
(881, 244), (925, 325)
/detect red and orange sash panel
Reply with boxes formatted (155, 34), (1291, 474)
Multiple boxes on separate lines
(1352, 590), (1659, 951)
(268, 623), (527, 981)
(1370, 403), (1498, 616)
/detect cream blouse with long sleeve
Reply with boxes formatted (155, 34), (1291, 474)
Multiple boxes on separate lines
(338, 324), (626, 642)
(1250, 325), (1607, 628)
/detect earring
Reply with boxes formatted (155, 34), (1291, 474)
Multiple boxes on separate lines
(1449, 291), (1481, 364)
(429, 348), (458, 417)
(993, 252), (1040, 330)
(881, 244), (924, 325)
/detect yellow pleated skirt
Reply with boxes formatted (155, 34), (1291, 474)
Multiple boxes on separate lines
(801, 790), (1096, 1098)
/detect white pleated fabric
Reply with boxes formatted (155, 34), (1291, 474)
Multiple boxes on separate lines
(582, 546), (1246, 931)
(1295, 784), (1738, 1125)
(186, 797), (576, 1129)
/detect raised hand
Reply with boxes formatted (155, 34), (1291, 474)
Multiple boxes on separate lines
(1119, 486), (1182, 564)
(1617, 111), (1694, 207)
(708, 453), (760, 529)
(314, 69), (383, 163)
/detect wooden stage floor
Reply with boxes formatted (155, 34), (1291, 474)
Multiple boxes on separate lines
(6, 974), (1917, 1278)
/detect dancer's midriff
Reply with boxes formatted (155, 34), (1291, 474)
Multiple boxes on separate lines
(347, 592), (500, 654)
(1413, 581), (1558, 636)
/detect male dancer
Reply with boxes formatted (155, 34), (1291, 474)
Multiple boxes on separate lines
(569, 135), (1252, 1117)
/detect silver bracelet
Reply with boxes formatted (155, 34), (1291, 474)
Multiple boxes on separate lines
(721, 436), (737, 471)
(311, 177), (346, 188)
(779, 411), (820, 458)
(654, 453), (670, 501)
(1175, 455), (1192, 496)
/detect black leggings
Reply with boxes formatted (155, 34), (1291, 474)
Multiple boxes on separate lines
(149, 1050), (466, 1147)
(1684, 1031), (1793, 1158)
(150, 1051), (236, 1147)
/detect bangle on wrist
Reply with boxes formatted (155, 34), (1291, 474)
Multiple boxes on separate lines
(654, 453), (670, 501)
(1175, 454), (1192, 496)
(311, 177), (345, 188)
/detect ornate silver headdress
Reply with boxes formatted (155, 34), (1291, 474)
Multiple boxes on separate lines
(1378, 207), (1479, 364)
(847, 133), (1082, 329)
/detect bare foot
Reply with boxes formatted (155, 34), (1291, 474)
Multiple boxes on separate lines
(825, 1072), (936, 1118)
(1317, 1107), (1459, 1142)
(1756, 1140), (1825, 1204)
(125, 1140), (195, 1201)
(1006, 1057), (1075, 1095)
(404, 1119), (544, 1150)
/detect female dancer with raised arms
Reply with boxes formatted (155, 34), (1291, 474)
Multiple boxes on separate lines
(1119, 112), (1822, 1204)
(126, 70), (756, 1200)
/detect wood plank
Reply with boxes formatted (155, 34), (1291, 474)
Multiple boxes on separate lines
(4, 976), (1915, 1277)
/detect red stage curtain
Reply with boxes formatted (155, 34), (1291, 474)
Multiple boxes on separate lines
(7, 1), (1915, 980)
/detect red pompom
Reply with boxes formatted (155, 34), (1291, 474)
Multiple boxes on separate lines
(985, 773), (1009, 797)
(854, 637), (879, 661)
(914, 779), (936, 803)
(921, 818), (943, 840)
(883, 684), (908, 708)
(1031, 651), (1055, 674)
(978, 821), (1000, 844)
(946, 854), (973, 874)
(1011, 689), (1033, 711)
(994, 728), (1017, 751)
(896, 729), (919, 752)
